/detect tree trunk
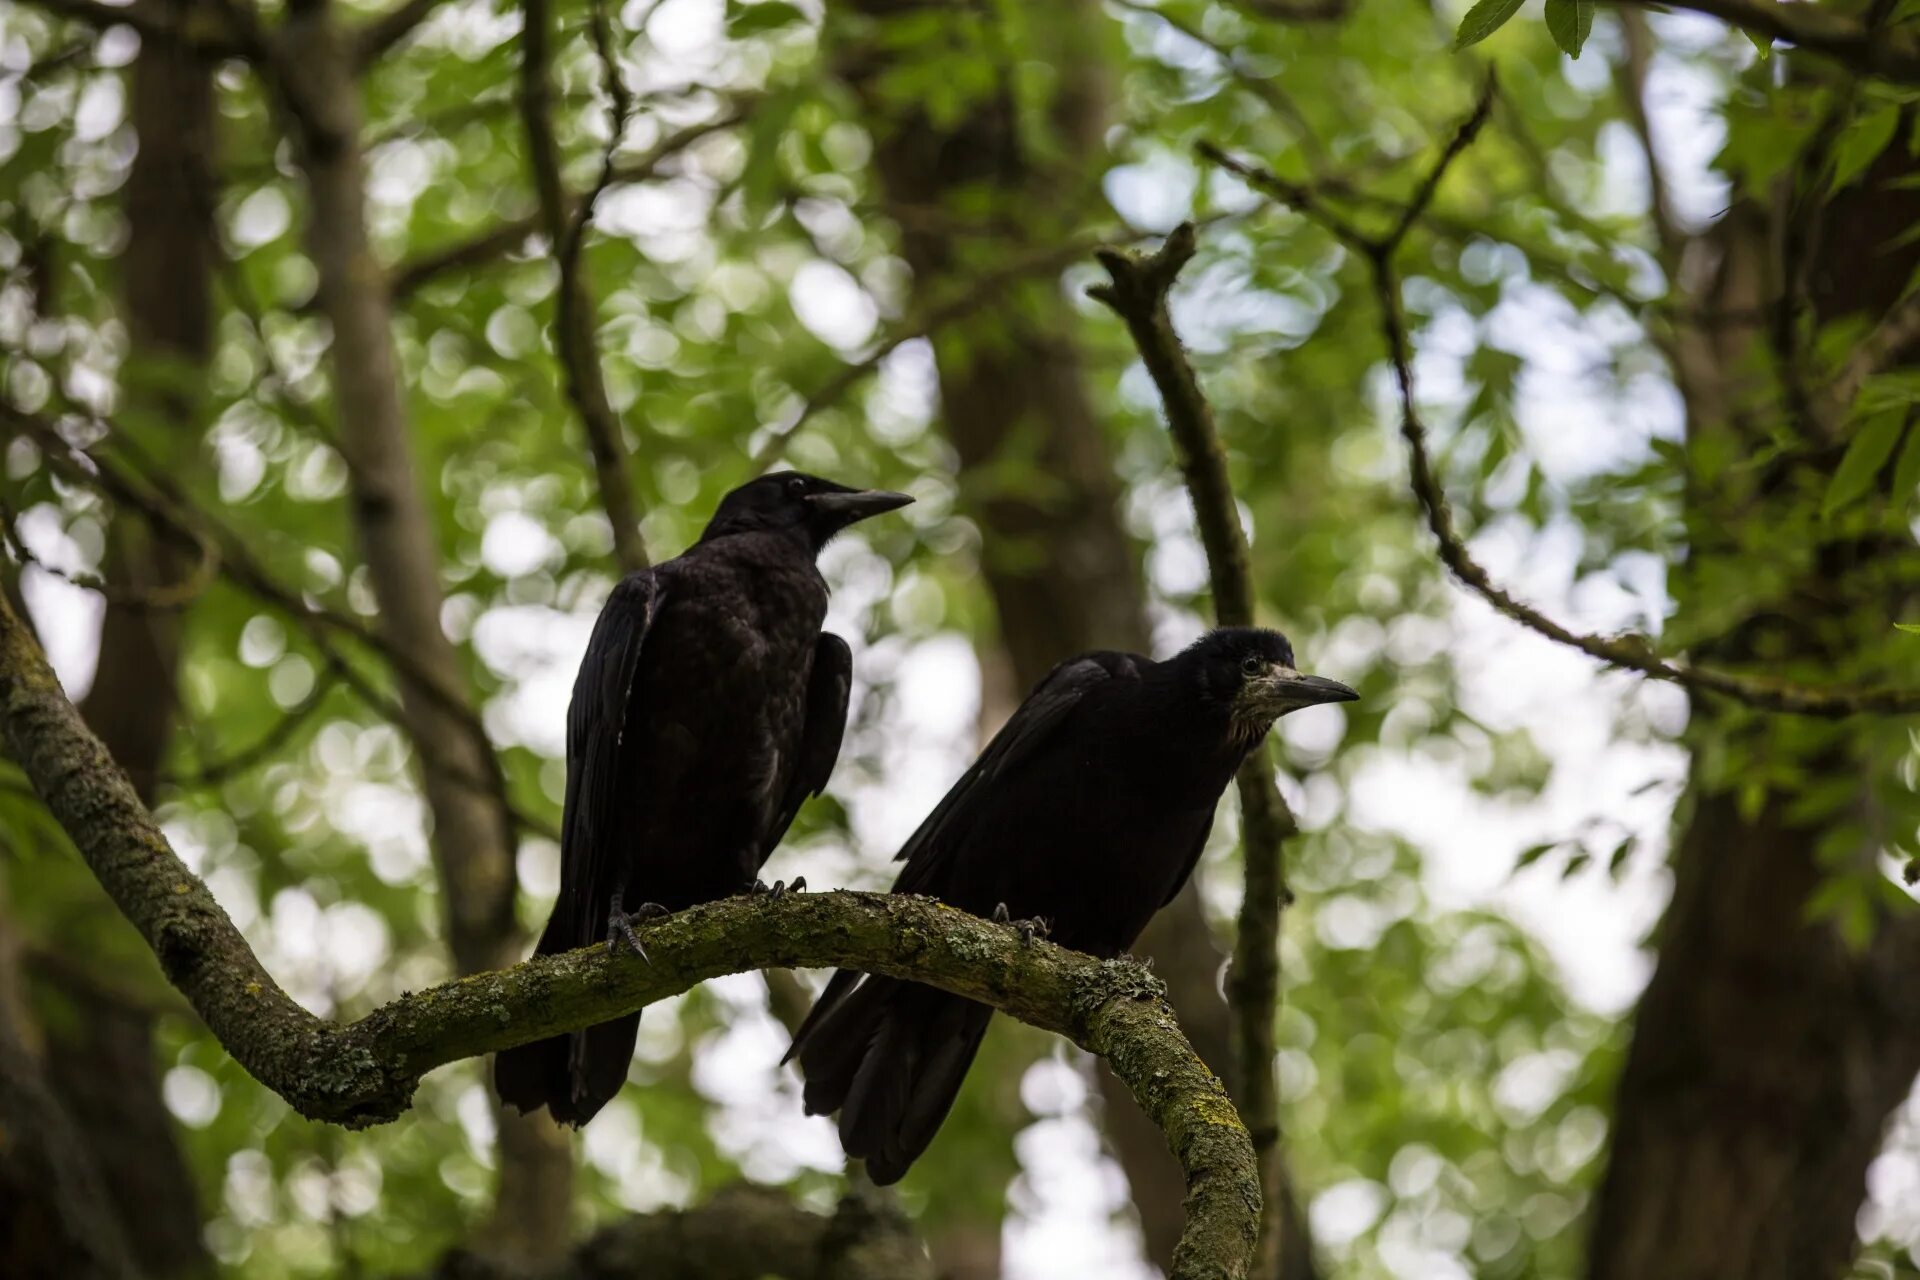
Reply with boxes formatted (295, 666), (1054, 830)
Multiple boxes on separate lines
(275, 6), (574, 1264)
(835, 6), (1312, 1273)
(1588, 90), (1920, 1280)
(4, 16), (222, 1275)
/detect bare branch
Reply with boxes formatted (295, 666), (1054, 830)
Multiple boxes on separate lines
(0, 590), (1260, 1280)
(0, 494), (219, 612)
(1091, 222), (1300, 1280)
(1600, 0), (1920, 83)
(9, 0), (243, 58)
(1110, 0), (1331, 175)
(751, 217), (1251, 473)
(351, 0), (447, 67)
(161, 659), (342, 789)
(390, 112), (749, 301)
(517, 0), (649, 573)
(1614, 11), (1686, 279)
(1200, 88), (1920, 719)
(6, 408), (556, 837)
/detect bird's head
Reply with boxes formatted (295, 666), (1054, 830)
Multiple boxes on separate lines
(1185, 627), (1358, 744)
(701, 472), (914, 551)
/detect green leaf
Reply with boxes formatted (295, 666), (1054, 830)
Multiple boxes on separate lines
(1544, 0), (1593, 57)
(1514, 841), (1558, 871)
(1453, 0), (1526, 49)
(726, 0), (806, 37)
(1831, 105), (1901, 194)
(1606, 835), (1636, 880)
(1895, 622), (1920, 634)
(1894, 418), (1920, 500)
(1822, 410), (1904, 518)
(1744, 28), (1773, 60)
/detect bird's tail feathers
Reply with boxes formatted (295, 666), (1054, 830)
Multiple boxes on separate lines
(788, 973), (992, 1185)
(494, 1011), (639, 1128)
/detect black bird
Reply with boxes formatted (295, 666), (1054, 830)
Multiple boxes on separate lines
(785, 627), (1356, 1183)
(495, 471), (912, 1126)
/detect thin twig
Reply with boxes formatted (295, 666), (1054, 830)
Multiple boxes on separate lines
(1598, 0), (1920, 84)
(1614, 11), (1686, 281)
(1091, 221), (1300, 1280)
(517, 0), (649, 573)
(0, 495), (219, 611)
(9, 0), (244, 56)
(1110, 0), (1331, 175)
(390, 111), (749, 301)
(1199, 83), (1920, 718)
(162, 660), (343, 788)
(753, 216), (1248, 473)
(351, 0), (450, 67)
(6, 408), (558, 835)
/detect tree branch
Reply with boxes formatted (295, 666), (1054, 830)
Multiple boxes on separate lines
(1200, 82), (1920, 719)
(7, 409), (556, 839)
(1091, 223), (1300, 1280)
(1599, 0), (1920, 84)
(10, 0), (244, 58)
(517, 0), (649, 574)
(751, 215), (1247, 473)
(390, 113), (748, 301)
(351, 0), (447, 67)
(0, 494), (218, 612)
(0, 586), (1259, 1280)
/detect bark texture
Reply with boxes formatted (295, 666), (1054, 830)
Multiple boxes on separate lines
(833, 7), (1316, 1273)
(0, 585), (1260, 1279)
(1, 15), (219, 1276)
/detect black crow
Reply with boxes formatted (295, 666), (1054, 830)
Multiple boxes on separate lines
(495, 471), (912, 1125)
(784, 627), (1356, 1183)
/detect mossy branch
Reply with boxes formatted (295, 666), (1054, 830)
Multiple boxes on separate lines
(0, 589), (1259, 1280)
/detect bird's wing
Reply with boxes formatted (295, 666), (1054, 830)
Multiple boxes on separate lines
(762, 631), (853, 859)
(892, 650), (1143, 896)
(556, 570), (664, 948)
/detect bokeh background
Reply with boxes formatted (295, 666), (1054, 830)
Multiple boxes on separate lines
(3, 0), (1920, 1277)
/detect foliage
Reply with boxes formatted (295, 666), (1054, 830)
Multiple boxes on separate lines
(2, 0), (1919, 1276)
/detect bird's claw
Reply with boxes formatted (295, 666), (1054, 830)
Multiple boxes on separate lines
(992, 902), (1049, 946)
(606, 893), (669, 962)
(751, 877), (806, 901)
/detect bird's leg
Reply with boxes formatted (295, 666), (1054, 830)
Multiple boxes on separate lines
(992, 902), (1049, 946)
(606, 891), (670, 961)
(750, 876), (807, 901)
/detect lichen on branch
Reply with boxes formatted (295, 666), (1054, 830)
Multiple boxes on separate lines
(0, 588), (1259, 1280)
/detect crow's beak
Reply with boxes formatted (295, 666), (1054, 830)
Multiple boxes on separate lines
(806, 489), (915, 523)
(1263, 666), (1359, 710)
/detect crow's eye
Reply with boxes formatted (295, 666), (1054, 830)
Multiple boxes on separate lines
(1240, 654), (1264, 677)
(786, 477), (807, 496)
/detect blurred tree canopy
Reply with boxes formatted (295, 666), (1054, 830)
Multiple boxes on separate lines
(2, 0), (1920, 1277)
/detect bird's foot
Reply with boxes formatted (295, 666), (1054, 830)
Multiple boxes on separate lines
(992, 902), (1050, 946)
(606, 892), (670, 961)
(751, 877), (806, 901)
